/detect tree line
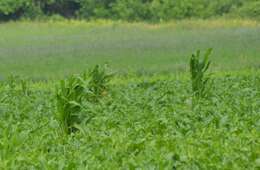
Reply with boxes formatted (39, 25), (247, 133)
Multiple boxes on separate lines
(0, 0), (259, 21)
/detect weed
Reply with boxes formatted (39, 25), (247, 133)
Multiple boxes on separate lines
(55, 65), (112, 134)
(56, 75), (89, 134)
(6, 75), (19, 90)
(190, 48), (213, 100)
(20, 79), (30, 96)
(88, 65), (113, 101)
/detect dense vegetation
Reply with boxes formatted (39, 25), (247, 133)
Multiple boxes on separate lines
(0, 20), (259, 168)
(0, 45), (260, 169)
(0, 0), (260, 21)
(0, 65), (259, 169)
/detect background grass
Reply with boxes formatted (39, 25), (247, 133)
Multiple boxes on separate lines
(0, 19), (259, 79)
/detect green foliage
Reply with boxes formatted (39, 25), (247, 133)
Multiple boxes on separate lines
(112, 0), (150, 21)
(0, 0), (26, 15)
(76, 0), (115, 18)
(0, 0), (259, 21)
(55, 65), (111, 134)
(20, 79), (29, 96)
(44, 0), (80, 17)
(55, 75), (87, 134)
(88, 65), (112, 100)
(0, 70), (259, 169)
(190, 48), (212, 100)
(6, 75), (18, 90)
(235, 1), (260, 19)
(5, 75), (30, 96)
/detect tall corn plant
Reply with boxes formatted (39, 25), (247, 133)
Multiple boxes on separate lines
(56, 75), (89, 134)
(88, 65), (112, 101)
(55, 65), (112, 135)
(190, 48), (212, 101)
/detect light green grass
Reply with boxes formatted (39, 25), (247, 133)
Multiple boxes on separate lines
(0, 19), (259, 79)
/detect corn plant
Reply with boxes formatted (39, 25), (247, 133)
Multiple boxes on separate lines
(55, 65), (112, 135)
(190, 48), (212, 100)
(56, 75), (87, 134)
(20, 79), (30, 96)
(88, 65), (112, 101)
(6, 75), (18, 90)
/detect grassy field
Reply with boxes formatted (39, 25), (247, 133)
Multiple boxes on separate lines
(0, 20), (259, 169)
(0, 19), (259, 79)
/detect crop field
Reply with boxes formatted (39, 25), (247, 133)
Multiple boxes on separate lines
(0, 19), (260, 78)
(0, 20), (259, 169)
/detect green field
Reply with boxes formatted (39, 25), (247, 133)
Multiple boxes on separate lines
(0, 20), (260, 169)
(0, 19), (259, 78)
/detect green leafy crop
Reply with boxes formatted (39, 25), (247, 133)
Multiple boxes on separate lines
(190, 48), (212, 100)
(55, 65), (112, 134)
(56, 75), (88, 134)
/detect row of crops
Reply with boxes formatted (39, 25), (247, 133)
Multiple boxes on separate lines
(0, 50), (259, 169)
